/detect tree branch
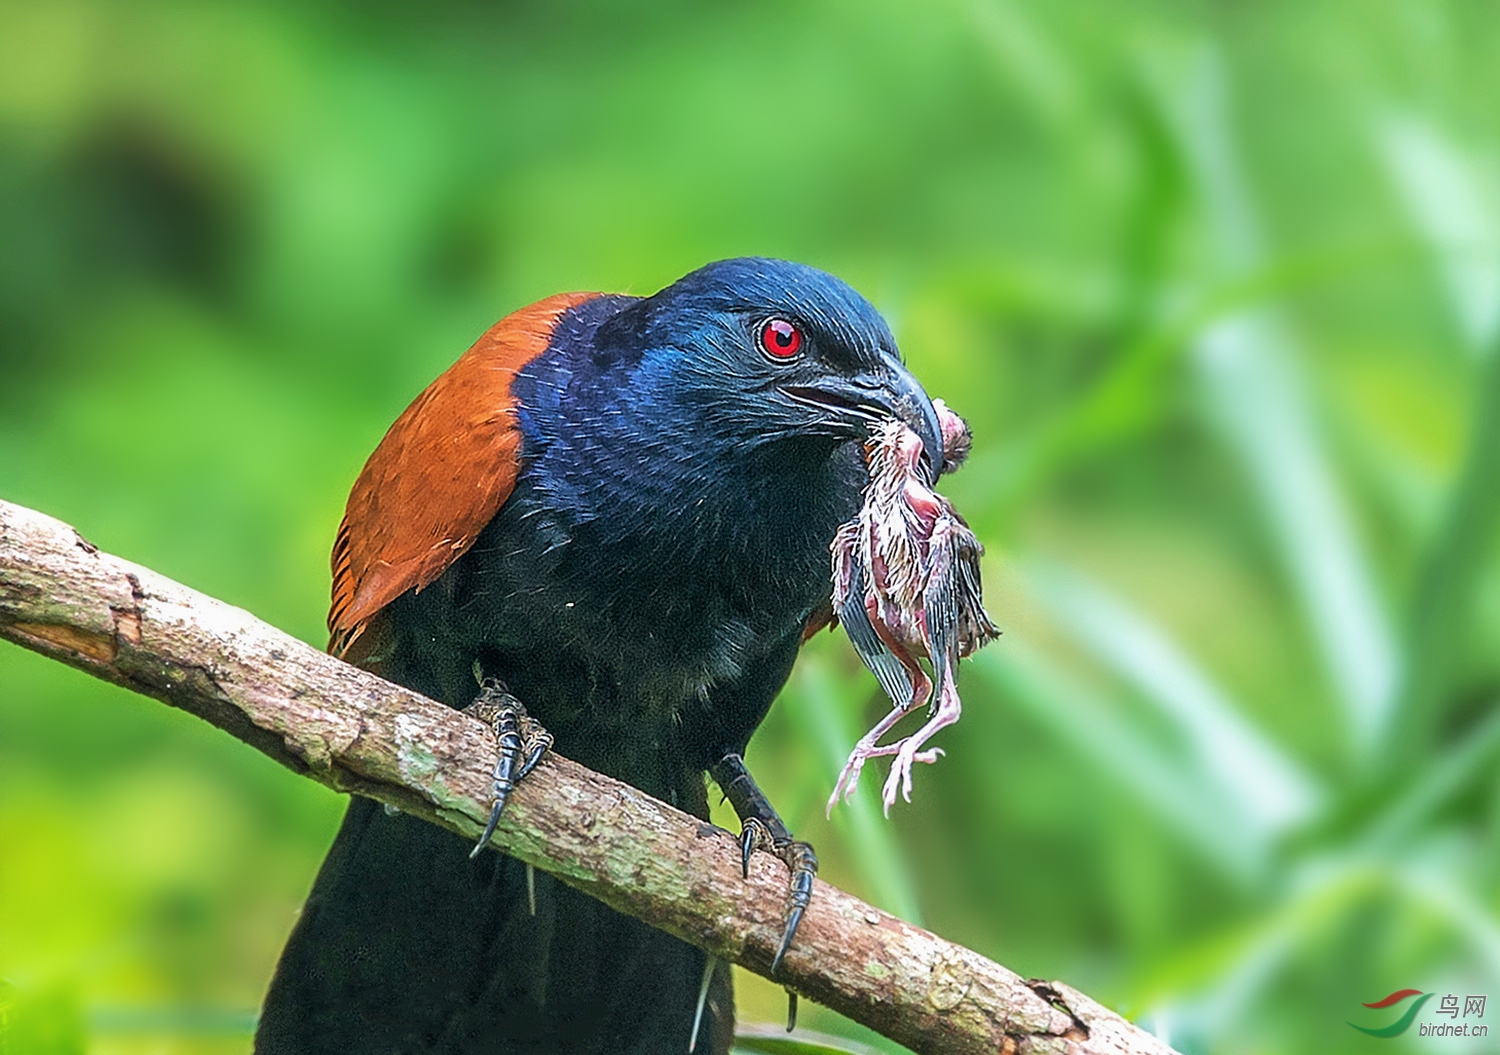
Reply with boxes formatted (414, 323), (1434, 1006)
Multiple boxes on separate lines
(0, 498), (1175, 1055)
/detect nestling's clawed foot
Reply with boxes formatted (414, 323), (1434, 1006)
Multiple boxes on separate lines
(465, 677), (553, 857)
(880, 744), (945, 815)
(711, 754), (817, 975)
(829, 733), (943, 816)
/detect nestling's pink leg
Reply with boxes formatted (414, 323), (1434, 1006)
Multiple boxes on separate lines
(826, 664), (946, 814)
(827, 703), (908, 815)
(880, 659), (962, 815)
(827, 591), (937, 813)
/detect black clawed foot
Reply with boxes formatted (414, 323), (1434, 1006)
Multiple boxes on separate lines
(711, 753), (818, 977)
(771, 838), (816, 975)
(464, 678), (552, 858)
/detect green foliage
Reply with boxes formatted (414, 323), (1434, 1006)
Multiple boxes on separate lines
(3, 1), (1499, 1052)
(0, 979), (86, 1055)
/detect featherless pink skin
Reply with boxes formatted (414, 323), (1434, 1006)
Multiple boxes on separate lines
(829, 402), (999, 816)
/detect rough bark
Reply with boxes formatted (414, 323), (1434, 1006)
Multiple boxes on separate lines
(0, 497), (1177, 1055)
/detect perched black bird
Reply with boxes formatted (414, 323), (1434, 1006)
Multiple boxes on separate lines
(255, 258), (945, 1054)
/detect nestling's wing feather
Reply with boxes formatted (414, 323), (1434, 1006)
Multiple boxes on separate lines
(838, 561), (914, 707)
(328, 292), (597, 657)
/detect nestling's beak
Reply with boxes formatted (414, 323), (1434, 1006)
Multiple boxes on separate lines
(783, 361), (945, 483)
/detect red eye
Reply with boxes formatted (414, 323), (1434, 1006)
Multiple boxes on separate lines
(760, 318), (803, 359)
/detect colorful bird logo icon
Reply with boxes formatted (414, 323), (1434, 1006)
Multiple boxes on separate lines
(1349, 989), (1432, 1037)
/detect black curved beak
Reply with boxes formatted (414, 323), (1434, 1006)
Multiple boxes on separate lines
(784, 361), (944, 483)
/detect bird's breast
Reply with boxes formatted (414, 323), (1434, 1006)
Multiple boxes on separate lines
(389, 438), (858, 777)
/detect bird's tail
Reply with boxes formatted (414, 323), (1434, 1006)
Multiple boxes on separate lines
(256, 795), (733, 1055)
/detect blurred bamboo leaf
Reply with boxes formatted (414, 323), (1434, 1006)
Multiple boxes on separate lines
(972, 646), (1258, 883)
(1135, 860), (1380, 1038)
(1022, 559), (1321, 845)
(1396, 861), (1500, 984)
(1145, 39), (1398, 759)
(1380, 199), (1500, 773)
(960, 233), (1421, 531)
(1378, 114), (1500, 356)
(1366, 705), (1500, 851)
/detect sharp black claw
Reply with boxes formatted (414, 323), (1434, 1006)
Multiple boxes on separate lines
(770, 850), (814, 975)
(518, 739), (549, 782)
(739, 825), (755, 880)
(768, 858), (816, 972)
(770, 921), (795, 976)
(740, 817), (773, 881)
(470, 799), (504, 859)
(777, 913), (805, 971)
(785, 989), (798, 1032)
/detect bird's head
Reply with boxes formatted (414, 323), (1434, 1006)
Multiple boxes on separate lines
(590, 257), (945, 482)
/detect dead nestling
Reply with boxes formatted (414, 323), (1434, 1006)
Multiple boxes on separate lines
(828, 401), (998, 816)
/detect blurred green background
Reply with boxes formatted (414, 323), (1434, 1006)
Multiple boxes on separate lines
(3, 1), (1499, 1052)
